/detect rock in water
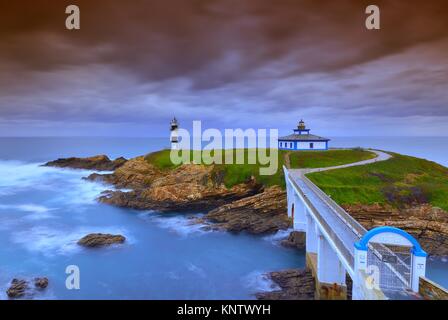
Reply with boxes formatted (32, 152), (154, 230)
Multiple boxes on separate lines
(77, 233), (126, 248)
(34, 277), (49, 289)
(256, 269), (315, 300)
(6, 279), (29, 298)
(44, 155), (127, 171)
(281, 231), (306, 250)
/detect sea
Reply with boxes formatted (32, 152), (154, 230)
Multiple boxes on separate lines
(0, 136), (446, 299)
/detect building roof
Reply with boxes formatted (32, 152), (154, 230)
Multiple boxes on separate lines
(278, 133), (330, 142)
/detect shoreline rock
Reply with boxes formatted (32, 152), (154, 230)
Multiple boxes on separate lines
(344, 203), (448, 256)
(280, 231), (306, 250)
(256, 269), (315, 300)
(45, 154), (448, 256)
(77, 233), (126, 248)
(44, 155), (127, 171)
(197, 186), (291, 234)
(94, 157), (264, 212)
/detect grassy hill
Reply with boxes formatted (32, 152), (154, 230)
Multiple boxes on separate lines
(145, 148), (376, 189)
(145, 148), (448, 211)
(307, 153), (448, 211)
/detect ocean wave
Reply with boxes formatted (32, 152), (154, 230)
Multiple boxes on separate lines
(186, 263), (206, 278)
(262, 228), (293, 246)
(139, 212), (211, 237)
(242, 270), (280, 293)
(0, 160), (110, 204)
(0, 204), (57, 221)
(11, 225), (134, 257)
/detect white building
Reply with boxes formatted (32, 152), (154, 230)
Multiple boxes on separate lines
(278, 120), (330, 151)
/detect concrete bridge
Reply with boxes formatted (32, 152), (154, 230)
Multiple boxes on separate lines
(283, 150), (429, 300)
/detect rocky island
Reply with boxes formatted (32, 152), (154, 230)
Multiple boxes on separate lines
(77, 233), (126, 248)
(44, 148), (448, 299)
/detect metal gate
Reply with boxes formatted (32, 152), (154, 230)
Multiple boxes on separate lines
(367, 242), (412, 292)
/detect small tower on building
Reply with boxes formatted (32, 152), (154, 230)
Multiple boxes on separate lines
(278, 119), (330, 151)
(170, 117), (179, 150)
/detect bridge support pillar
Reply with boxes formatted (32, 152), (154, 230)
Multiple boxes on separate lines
(315, 233), (347, 300)
(293, 194), (306, 231)
(305, 213), (317, 254)
(286, 182), (294, 218)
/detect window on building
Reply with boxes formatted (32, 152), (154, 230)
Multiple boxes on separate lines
(290, 143), (293, 148)
(279, 142), (282, 147)
(310, 143), (314, 149)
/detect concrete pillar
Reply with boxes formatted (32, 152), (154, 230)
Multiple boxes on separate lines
(317, 234), (346, 284)
(286, 181), (293, 218)
(293, 194), (306, 231)
(305, 213), (317, 254)
(411, 254), (426, 292)
(316, 232), (347, 300)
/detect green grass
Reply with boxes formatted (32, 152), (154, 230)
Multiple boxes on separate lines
(144, 148), (378, 190)
(307, 153), (448, 211)
(288, 148), (376, 168)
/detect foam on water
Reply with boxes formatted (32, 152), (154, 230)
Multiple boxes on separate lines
(0, 204), (57, 221)
(242, 270), (280, 293)
(186, 263), (206, 278)
(139, 212), (212, 237)
(11, 225), (134, 257)
(263, 228), (293, 246)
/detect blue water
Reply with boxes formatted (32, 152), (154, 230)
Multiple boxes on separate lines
(0, 138), (303, 299)
(0, 137), (446, 299)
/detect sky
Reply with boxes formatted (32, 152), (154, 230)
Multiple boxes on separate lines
(0, 0), (447, 137)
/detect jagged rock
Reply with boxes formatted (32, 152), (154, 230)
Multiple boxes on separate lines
(44, 155), (127, 171)
(77, 233), (126, 247)
(34, 277), (49, 289)
(256, 269), (315, 300)
(344, 203), (448, 256)
(199, 186), (291, 234)
(281, 231), (306, 250)
(6, 279), (29, 298)
(96, 158), (263, 212)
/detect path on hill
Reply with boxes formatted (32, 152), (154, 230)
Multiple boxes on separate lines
(300, 149), (392, 175)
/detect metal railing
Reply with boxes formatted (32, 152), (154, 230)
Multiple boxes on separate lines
(288, 168), (413, 292)
(301, 174), (367, 238)
(288, 173), (355, 270)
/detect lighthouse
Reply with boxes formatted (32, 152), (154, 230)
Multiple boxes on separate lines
(278, 119), (330, 151)
(170, 117), (179, 150)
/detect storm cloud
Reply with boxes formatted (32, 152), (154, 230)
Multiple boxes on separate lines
(0, 0), (447, 136)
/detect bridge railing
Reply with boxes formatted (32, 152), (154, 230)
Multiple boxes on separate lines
(300, 174), (367, 238)
(287, 172), (355, 269)
(295, 170), (413, 292)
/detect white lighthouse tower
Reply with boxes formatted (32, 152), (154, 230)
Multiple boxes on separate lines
(170, 117), (179, 150)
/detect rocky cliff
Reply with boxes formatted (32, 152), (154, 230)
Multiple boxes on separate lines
(89, 157), (264, 212)
(44, 155), (127, 171)
(197, 186), (291, 234)
(47, 154), (448, 256)
(344, 203), (448, 256)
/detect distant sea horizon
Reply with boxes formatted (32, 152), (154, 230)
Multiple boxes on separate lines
(0, 136), (446, 167)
